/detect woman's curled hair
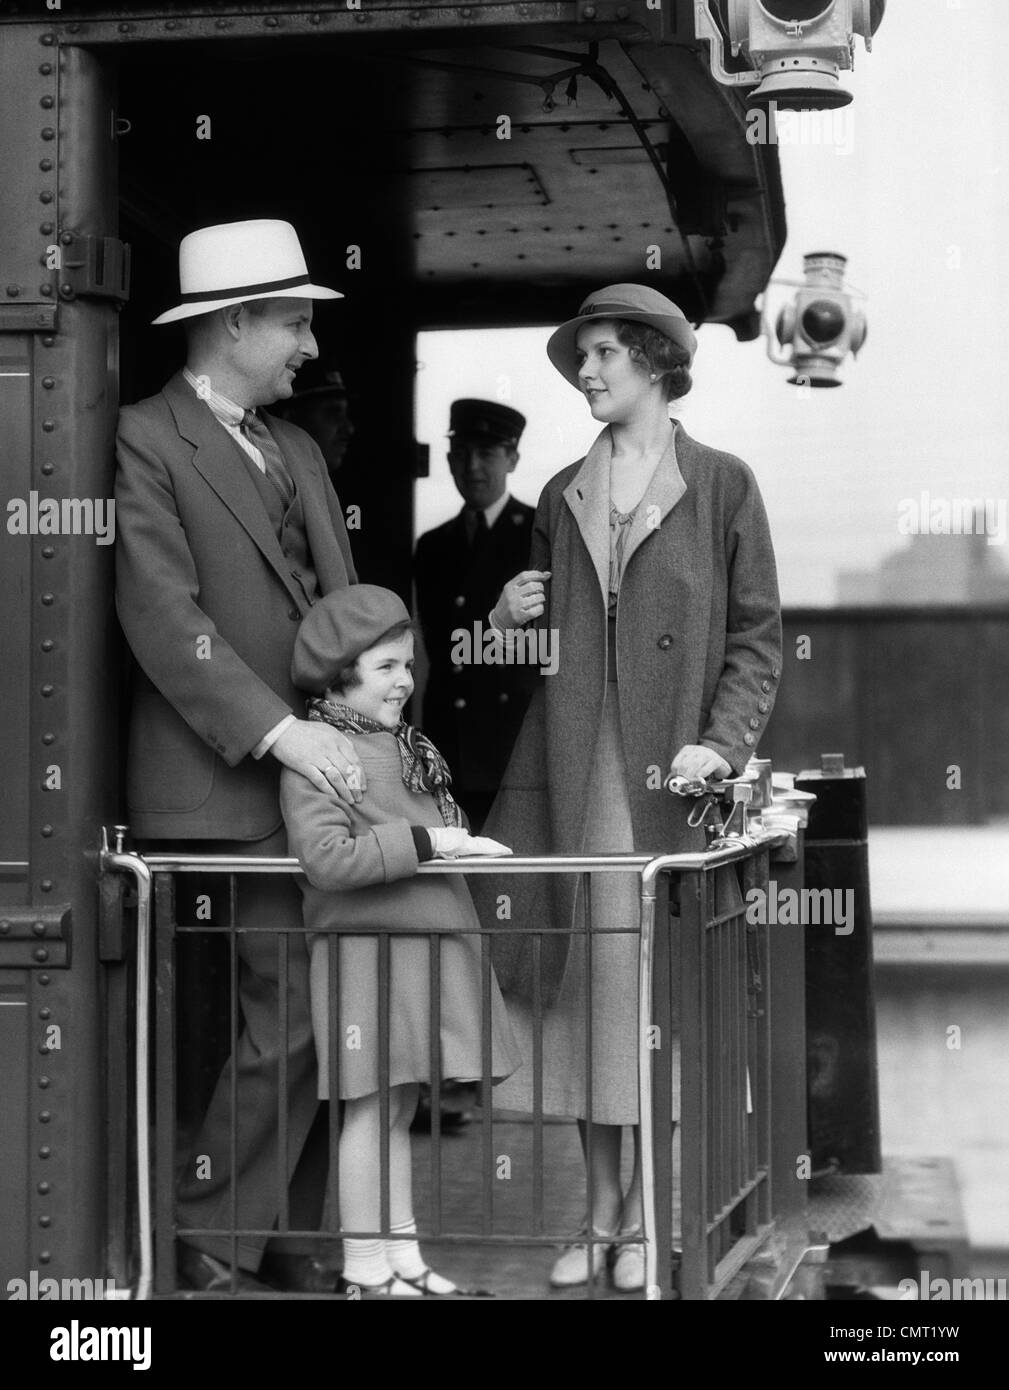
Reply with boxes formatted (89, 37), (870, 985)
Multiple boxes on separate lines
(615, 320), (693, 402)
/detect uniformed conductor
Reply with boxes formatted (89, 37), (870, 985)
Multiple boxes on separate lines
(414, 399), (539, 832)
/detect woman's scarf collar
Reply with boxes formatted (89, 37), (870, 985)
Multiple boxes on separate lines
(306, 697), (463, 829)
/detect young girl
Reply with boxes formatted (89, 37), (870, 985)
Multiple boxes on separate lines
(280, 584), (519, 1297)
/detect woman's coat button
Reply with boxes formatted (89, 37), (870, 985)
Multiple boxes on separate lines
(657, 633), (674, 650)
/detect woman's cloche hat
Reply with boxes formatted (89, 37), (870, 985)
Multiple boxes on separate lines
(152, 219), (343, 326)
(292, 585), (411, 694)
(546, 283), (698, 389)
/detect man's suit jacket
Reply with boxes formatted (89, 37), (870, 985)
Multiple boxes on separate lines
(114, 370), (357, 841)
(414, 498), (538, 796)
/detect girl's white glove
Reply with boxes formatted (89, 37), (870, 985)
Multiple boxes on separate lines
(428, 827), (512, 859)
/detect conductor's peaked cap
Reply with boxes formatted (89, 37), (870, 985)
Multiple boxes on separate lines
(546, 283), (697, 389)
(152, 219), (343, 325)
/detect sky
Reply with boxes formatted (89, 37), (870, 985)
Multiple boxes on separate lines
(413, 2), (1009, 606)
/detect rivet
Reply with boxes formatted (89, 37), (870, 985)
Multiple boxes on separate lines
(118, 22), (132, 34)
(38, 1042), (50, 1053)
(39, 1250), (52, 1263)
(39, 974), (51, 984)
(40, 825), (54, 838)
(42, 418), (55, 429)
(40, 191), (55, 204)
(42, 335), (55, 346)
(41, 463), (54, 476)
(60, 231), (73, 245)
(39, 1216), (52, 1227)
(6, 286), (21, 298)
(42, 733), (56, 744)
(39, 1111), (52, 1123)
(40, 33), (55, 46)
(40, 880), (54, 892)
(165, 19), (177, 30)
(40, 96), (54, 110)
(37, 1182), (50, 1195)
(41, 593), (55, 605)
(39, 1007), (51, 1018)
(39, 1146), (51, 1159)
(59, 284), (74, 298)
(41, 547), (55, 559)
(39, 62), (53, 74)
(40, 158), (54, 172)
(40, 222), (54, 234)
(40, 285), (54, 297)
(0, 921), (9, 935)
(265, 14), (279, 25)
(42, 376), (55, 388)
(41, 128), (55, 141)
(41, 684), (55, 697)
(33, 922), (47, 937)
(34, 948), (49, 963)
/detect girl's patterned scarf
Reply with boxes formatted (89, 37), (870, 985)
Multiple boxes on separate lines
(306, 696), (463, 829)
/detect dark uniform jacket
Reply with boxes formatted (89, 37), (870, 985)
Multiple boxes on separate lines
(414, 497), (538, 803)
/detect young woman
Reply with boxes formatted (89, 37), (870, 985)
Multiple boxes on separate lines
(280, 584), (518, 1297)
(484, 284), (782, 1291)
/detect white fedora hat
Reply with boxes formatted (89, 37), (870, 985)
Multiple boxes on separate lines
(152, 219), (343, 325)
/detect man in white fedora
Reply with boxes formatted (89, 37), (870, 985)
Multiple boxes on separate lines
(115, 219), (362, 1293)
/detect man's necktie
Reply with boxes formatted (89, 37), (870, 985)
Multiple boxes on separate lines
(466, 509), (489, 550)
(242, 410), (295, 509)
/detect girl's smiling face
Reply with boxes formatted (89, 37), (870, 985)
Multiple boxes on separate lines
(575, 320), (657, 423)
(334, 632), (415, 729)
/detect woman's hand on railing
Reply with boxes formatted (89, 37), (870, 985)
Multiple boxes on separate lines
(491, 570), (551, 629)
(669, 744), (732, 783)
(428, 828), (513, 859)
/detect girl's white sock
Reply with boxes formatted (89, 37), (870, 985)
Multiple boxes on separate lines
(388, 1219), (457, 1294)
(342, 1238), (419, 1294)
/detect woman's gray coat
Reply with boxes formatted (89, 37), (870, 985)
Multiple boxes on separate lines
(474, 422), (782, 1003)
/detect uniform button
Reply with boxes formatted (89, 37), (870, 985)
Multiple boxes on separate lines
(452, 664), (463, 675)
(288, 608), (300, 621)
(453, 698), (466, 710)
(454, 596), (466, 608)
(657, 634), (673, 651)
(758, 699), (770, 714)
(760, 680), (771, 693)
(749, 718), (760, 730)
(743, 732), (756, 747)
(499, 692), (509, 704)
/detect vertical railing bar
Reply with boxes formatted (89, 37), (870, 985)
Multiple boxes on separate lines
(583, 871), (595, 1299)
(327, 932), (340, 1246)
(276, 928), (289, 1239)
(678, 868), (705, 1301)
(153, 872), (176, 1296)
(378, 928), (391, 1241)
(532, 932), (544, 1236)
(227, 872), (239, 1292)
(430, 931), (442, 1237)
(481, 926), (493, 1238)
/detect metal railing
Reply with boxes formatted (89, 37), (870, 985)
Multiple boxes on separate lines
(100, 828), (787, 1301)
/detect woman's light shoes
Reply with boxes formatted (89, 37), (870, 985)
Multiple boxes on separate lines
(611, 1231), (646, 1292)
(549, 1227), (646, 1292)
(549, 1229), (615, 1288)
